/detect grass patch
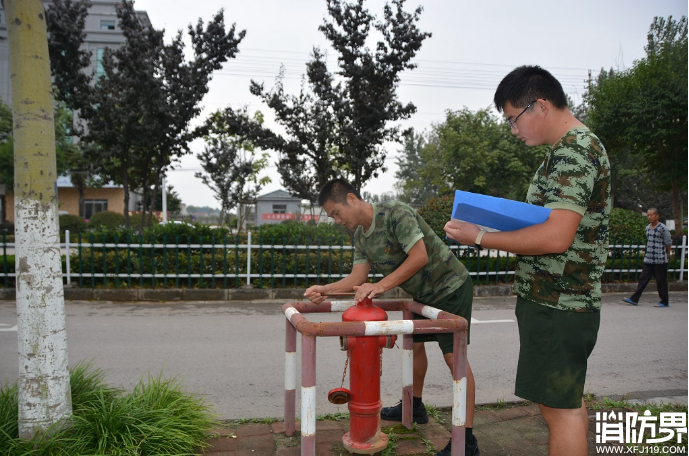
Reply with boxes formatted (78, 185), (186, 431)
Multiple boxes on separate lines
(0, 361), (219, 455)
(233, 416), (279, 425)
(475, 399), (531, 411)
(379, 422), (438, 456)
(425, 404), (444, 425)
(316, 412), (349, 421)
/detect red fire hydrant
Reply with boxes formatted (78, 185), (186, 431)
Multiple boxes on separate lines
(328, 297), (396, 454)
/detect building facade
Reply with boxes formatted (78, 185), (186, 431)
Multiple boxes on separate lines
(0, 0), (151, 105)
(255, 190), (324, 226)
(0, 0), (149, 221)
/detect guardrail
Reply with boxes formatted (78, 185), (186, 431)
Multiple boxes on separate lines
(0, 232), (686, 288)
(282, 298), (469, 456)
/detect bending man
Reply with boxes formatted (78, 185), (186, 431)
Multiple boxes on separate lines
(305, 178), (479, 456)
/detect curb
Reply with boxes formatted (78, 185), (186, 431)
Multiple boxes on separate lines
(0, 282), (685, 302)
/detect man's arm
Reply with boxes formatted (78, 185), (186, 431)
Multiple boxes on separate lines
(304, 262), (370, 304)
(444, 209), (583, 256)
(664, 226), (673, 257)
(353, 239), (429, 302)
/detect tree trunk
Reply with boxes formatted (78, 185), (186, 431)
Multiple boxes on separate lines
(7, 0), (72, 438)
(71, 172), (86, 217)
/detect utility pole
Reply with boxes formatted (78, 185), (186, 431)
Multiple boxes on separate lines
(5, 0), (72, 438)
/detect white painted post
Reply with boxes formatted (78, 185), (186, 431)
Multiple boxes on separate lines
(679, 235), (686, 282)
(162, 176), (167, 223)
(65, 230), (71, 285)
(246, 230), (252, 286)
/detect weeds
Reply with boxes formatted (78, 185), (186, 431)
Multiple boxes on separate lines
(425, 404), (444, 425)
(0, 361), (219, 455)
(316, 412), (349, 421)
(234, 416), (279, 425)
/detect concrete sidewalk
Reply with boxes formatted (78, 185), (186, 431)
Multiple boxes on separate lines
(202, 395), (688, 456)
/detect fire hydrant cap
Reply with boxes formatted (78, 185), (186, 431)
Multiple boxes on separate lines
(328, 388), (351, 404)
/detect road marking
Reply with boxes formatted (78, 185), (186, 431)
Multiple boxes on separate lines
(0, 323), (17, 332)
(471, 317), (514, 324)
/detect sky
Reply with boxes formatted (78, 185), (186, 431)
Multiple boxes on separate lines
(134, 0), (688, 209)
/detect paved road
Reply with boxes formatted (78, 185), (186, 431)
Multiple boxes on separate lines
(0, 292), (686, 420)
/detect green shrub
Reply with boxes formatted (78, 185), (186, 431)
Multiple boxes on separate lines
(253, 220), (350, 244)
(417, 194), (454, 242)
(87, 210), (125, 230)
(59, 213), (88, 234)
(148, 221), (231, 242)
(0, 361), (218, 455)
(128, 212), (160, 229)
(609, 208), (647, 242)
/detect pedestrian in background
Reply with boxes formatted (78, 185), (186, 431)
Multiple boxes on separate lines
(623, 208), (673, 307)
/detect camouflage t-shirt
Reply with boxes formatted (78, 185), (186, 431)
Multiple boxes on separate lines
(514, 127), (611, 311)
(353, 201), (469, 305)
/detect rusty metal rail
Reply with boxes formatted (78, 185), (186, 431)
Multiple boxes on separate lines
(282, 299), (469, 456)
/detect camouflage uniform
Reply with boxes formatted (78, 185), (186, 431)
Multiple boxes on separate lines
(353, 201), (469, 305)
(514, 126), (611, 409)
(514, 126), (611, 312)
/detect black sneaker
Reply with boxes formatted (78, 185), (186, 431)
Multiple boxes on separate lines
(435, 436), (480, 456)
(380, 399), (429, 424)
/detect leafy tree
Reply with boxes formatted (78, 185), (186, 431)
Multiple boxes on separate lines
(47, 0), (246, 228)
(46, 0), (96, 217)
(417, 194), (454, 241)
(136, 185), (183, 215)
(395, 108), (545, 202)
(217, 0), (430, 201)
(394, 129), (439, 206)
(197, 111), (271, 229)
(362, 191), (396, 203)
(587, 16), (688, 231)
(45, 0), (93, 115)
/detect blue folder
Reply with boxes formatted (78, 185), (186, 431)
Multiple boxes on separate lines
(451, 190), (551, 232)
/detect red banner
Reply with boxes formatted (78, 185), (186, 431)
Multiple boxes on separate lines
(262, 213), (321, 221)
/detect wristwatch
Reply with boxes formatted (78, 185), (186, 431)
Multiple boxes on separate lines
(474, 230), (487, 251)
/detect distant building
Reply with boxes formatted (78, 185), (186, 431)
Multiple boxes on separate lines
(255, 190), (324, 226)
(0, 0), (151, 105)
(0, 1), (150, 222)
(3, 174), (141, 222)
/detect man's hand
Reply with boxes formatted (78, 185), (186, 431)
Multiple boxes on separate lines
(444, 220), (481, 246)
(353, 282), (386, 303)
(304, 285), (329, 305)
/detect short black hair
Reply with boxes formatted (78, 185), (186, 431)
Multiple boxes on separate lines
(494, 65), (568, 112)
(318, 178), (362, 207)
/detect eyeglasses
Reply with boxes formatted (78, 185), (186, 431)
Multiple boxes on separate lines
(506, 100), (537, 130)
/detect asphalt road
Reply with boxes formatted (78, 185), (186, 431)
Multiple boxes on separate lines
(0, 292), (686, 420)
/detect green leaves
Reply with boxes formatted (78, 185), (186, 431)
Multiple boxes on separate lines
(197, 109), (272, 228)
(586, 16), (687, 229)
(1, 362), (217, 455)
(395, 108), (546, 205)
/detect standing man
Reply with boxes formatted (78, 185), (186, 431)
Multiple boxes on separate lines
(623, 208), (673, 307)
(444, 65), (611, 456)
(304, 178), (480, 456)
